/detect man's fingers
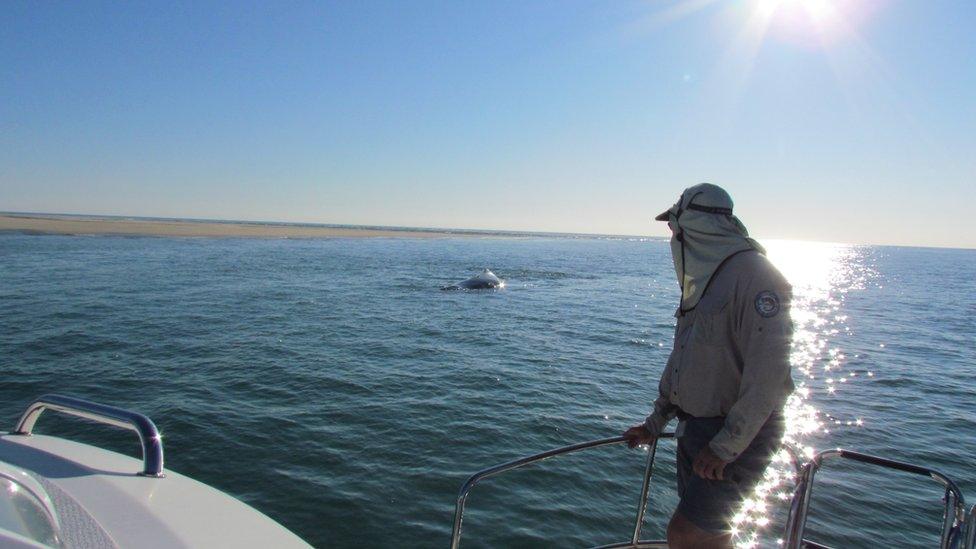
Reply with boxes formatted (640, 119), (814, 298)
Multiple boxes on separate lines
(623, 426), (654, 449)
(623, 430), (638, 448)
(691, 453), (726, 480)
(702, 461), (724, 480)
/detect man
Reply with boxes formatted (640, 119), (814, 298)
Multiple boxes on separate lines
(623, 183), (794, 549)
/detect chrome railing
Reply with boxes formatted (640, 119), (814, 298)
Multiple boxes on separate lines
(11, 394), (165, 477)
(783, 449), (968, 549)
(451, 435), (970, 549)
(965, 504), (976, 549)
(450, 433), (675, 549)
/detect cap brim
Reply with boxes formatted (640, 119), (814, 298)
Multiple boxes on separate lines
(654, 209), (671, 221)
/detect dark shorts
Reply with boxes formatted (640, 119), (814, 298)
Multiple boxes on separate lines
(675, 413), (784, 534)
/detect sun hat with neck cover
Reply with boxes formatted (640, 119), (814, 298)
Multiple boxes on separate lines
(656, 183), (765, 313)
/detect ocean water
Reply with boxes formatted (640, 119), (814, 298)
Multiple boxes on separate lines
(0, 233), (973, 548)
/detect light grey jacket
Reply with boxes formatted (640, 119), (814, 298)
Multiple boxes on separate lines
(644, 250), (795, 462)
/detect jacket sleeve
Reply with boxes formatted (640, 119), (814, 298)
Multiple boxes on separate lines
(709, 272), (794, 462)
(644, 373), (677, 436)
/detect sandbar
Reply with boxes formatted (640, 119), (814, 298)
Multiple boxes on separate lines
(0, 214), (466, 239)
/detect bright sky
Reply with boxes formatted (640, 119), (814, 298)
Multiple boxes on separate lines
(1, 1), (973, 248)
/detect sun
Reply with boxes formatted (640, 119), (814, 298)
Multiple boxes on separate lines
(750, 0), (877, 48)
(756, 0), (837, 22)
(633, 0), (878, 48)
(630, 0), (883, 108)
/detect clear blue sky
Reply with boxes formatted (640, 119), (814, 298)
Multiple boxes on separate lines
(2, 1), (974, 247)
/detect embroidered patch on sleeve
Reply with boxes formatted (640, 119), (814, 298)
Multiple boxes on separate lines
(755, 290), (780, 318)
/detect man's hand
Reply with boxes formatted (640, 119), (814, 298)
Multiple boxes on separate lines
(622, 424), (656, 448)
(692, 446), (728, 480)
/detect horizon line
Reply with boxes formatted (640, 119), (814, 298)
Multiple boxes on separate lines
(2, 210), (973, 251)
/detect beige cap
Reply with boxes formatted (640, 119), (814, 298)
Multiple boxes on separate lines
(655, 183), (734, 221)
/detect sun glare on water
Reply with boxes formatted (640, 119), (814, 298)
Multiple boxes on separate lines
(725, 240), (876, 547)
(764, 240), (843, 296)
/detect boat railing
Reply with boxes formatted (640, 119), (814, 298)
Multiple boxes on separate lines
(10, 394), (165, 477)
(783, 449), (968, 549)
(966, 504), (976, 549)
(451, 433), (678, 549)
(452, 436), (971, 549)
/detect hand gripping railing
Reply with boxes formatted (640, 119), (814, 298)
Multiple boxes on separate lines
(450, 433), (675, 549)
(783, 449), (967, 549)
(11, 394), (165, 477)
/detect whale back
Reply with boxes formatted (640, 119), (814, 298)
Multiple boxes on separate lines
(472, 269), (500, 284)
(443, 268), (504, 290)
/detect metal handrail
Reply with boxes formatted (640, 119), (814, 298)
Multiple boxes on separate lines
(783, 449), (967, 549)
(450, 433), (675, 549)
(964, 504), (976, 549)
(11, 394), (165, 477)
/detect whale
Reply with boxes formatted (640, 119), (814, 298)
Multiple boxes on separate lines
(442, 268), (504, 290)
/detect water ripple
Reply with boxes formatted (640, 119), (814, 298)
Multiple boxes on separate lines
(0, 235), (973, 548)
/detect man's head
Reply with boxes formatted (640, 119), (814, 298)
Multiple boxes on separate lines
(655, 183), (763, 311)
(654, 183), (735, 227)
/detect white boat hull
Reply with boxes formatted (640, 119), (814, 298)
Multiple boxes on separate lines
(0, 433), (310, 548)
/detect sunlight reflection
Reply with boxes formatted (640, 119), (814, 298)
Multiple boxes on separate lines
(728, 240), (876, 547)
